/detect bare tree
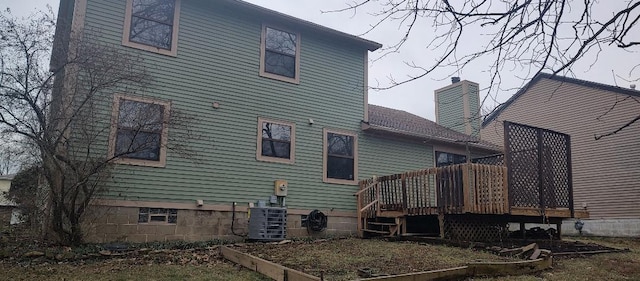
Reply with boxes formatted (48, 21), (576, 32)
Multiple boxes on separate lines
(0, 9), (194, 245)
(332, 0), (639, 138)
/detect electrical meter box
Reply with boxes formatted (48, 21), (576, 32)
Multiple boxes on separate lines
(274, 179), (288, 196)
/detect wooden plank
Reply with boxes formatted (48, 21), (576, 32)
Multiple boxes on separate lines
(510, 207), (572, 218)
(529, 249), (542, 260)
(510, 207), (542, 216)
(357, 255), (553, 281)
(503, 166), (509, 213)
(574, 209), (589, 218)
(467, 256), (552, 277)
(378, 210), (405, 218)
(363, 229), (391, 235)
(401, 174), (408, 213)
(462, 164), (471, 213)
(544, 208), (571, 217)
(287, 269), (324, 281)
(360, 200), (379, 213)
(357, 181), (364, 237)
(358, 266), (469, 281)
(220, 246), (320, 281)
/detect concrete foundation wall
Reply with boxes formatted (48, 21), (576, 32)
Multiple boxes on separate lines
(83, 206), (356, 243)
(562, 219), (640, 237)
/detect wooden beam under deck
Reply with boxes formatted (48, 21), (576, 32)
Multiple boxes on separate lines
(510, 207), (581, 218)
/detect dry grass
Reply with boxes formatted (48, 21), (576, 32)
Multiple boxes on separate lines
(0, 260), (269, 281)
(239, 238), (517, 280)
(1, 236), (637, 281)
(476, 236), (640, 281)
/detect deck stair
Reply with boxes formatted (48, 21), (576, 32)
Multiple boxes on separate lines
(362, 217), (405, 237)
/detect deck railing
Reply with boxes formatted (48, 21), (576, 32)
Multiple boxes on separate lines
(355, 163), (509, 234)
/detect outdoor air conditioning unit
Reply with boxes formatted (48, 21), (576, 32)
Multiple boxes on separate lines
(248, 207), (287, 241)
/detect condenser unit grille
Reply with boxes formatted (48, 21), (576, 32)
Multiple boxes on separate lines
(248, 207), (287, 241)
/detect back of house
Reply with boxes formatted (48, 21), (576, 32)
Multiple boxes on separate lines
(52, 0), (501, 243)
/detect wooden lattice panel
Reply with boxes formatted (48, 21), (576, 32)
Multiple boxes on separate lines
(504, 122), (573, 211)
(444, 215), (507, 242)
(541, 131), (571, 208)
(505, 123), (540, 208)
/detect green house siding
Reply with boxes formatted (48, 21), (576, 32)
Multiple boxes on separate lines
(79, 0), (408, 211)
(467, 83), (481, 136)
(436, 85), (466, 133)
(360, 135), (434, 177)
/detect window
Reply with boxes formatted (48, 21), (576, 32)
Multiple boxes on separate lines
(122, 0), (181, 56)
(260, 25), (300, 84)
(138, 207), (177, 224)
(323, 129), (358, 184)
(435, 151), (467, 167)
(108, 94), (171, 167)
(256, 118), (296, 164)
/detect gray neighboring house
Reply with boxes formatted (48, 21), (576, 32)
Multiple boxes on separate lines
(481, 73), (640, 237)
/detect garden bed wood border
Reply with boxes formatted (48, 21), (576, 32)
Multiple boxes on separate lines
(220, 245), (553, 281)
(220, 246), (321, 281)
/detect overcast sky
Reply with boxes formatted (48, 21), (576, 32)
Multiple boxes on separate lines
(3, 0), (638, 120)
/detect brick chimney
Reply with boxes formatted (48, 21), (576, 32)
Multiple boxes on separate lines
(434, 78), (481, 137)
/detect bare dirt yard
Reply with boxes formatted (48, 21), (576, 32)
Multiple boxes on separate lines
(0, 236), (638, 281)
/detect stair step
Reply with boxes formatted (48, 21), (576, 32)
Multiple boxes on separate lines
(363, 229), (391, 234)
(377, 211), (405, 218)
(368, 222), (397, 226)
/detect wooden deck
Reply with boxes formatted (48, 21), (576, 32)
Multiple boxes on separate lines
(355, 163), (587, 237)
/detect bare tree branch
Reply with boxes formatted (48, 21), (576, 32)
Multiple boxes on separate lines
(333, 0), (640, 138)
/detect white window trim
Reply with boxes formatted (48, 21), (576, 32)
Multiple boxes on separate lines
(256, 117), (296, 164)
(323, 128), (358, 185)
(259, 24), (301, 84)
(108, 94), (171, 168)
(122, 0), (181, 57)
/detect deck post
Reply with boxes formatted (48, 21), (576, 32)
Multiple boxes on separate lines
(462, 164), (471, 213)
(376, 181), (381, 217)
(520, 222), (526, 239)
(503, 166), (509, 213)
(357, 181), (363, 237)
(401, 174), (408, 214)
(438, 213), (445, 239)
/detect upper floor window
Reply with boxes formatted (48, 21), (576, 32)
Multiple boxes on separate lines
(323, 129), (358, 185)
(109, 94), (171, 167)
(260, 25), (300, 84)
(122, 0), (181, 56)
(256, 118), (295, 164)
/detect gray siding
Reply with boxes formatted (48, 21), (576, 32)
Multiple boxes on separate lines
(481, 78), (640, 219)
(436, 84), (466, 133)
(467, 83), (481, 137)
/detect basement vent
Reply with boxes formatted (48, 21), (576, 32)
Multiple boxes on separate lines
(248, 207), (287, 241)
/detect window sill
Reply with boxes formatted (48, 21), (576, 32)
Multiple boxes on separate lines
(256, 156), (295, 164)
(259, 71), (300, 84)
(122, 40), (178, 57)
(113, 157), (166, 168)
(323, 178), (359, 186)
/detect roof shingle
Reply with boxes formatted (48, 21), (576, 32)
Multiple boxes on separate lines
(367, 105), (499, 149)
